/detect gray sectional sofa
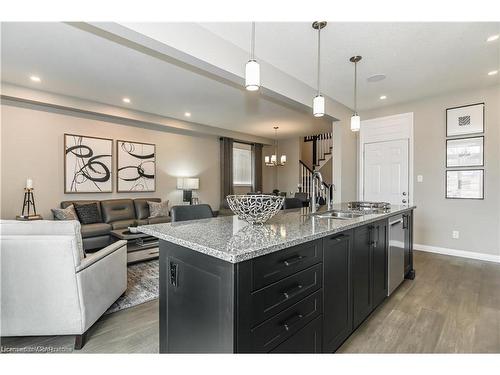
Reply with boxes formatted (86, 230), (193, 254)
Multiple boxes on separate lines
(60, 198), (170, 251)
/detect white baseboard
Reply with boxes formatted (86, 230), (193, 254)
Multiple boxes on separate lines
(414, 243), (500, 263)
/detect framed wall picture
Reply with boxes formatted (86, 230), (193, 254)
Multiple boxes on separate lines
(446, 169), (484, 200)
(446, 103), (484, 137)
(117, 140), (156, 192)
(446, 136), (484, 168)
(64, 134), (113, 193)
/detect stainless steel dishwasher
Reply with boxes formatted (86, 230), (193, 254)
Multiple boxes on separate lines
(388, 215), (405, 296)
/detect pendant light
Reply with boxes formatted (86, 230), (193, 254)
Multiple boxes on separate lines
(245, 22), (260, 91)
(265, 127), (286, 167)
(312, 21), (327, 117)
(350, 55), (362, 132)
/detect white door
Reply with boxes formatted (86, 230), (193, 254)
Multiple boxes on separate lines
(363, 139), (409, 205)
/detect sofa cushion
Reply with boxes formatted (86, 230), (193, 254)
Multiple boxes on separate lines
(80, 223), (112, 238)
(101, 199), (135, 224)
(133, 198), (161, 220)
(61, 200), (103, 219)
(74, 203), (102, 225)
(148, 201), (169, 218)
(52, 204), (78, 220)
(147, 216), (171, 225)
(135, 219), (149, 226)
(111, 219), (136, 230)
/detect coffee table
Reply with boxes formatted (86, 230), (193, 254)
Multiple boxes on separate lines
(110, 229), (159, 264)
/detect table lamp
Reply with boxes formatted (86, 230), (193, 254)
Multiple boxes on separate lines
(177, 177), (199, 205)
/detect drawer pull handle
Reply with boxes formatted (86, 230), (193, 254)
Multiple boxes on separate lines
(283, 314), (304, 331)
(331, 234), (347, 242)
(283, 255), (304, 267)
(283, 284), (303, 299)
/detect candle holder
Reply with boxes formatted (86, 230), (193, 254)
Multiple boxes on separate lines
(16, 188), (43, 221)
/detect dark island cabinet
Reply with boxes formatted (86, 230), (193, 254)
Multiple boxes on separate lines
(352, 224), (373, 328)
(158, 213), (412, 353)
(322, 231), (353, 353)
(403, 211), (415, 279)
(352, 220), (388, 329)
(372, 221), (388, 308)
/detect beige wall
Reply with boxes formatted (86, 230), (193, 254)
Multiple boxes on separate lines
(1, 102), (221, 219)
(361, 85), (500, 257)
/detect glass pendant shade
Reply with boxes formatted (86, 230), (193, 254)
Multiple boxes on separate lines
(280, 155), (287, 164)
(313, 95), (325, 117)
(264, 156), (270, 163)
(271, 154), (277, 163)
(351, 114), (361, 132)
(245, 60), (260, 91)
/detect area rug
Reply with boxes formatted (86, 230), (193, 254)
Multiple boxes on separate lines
(105, 259), (159, 314)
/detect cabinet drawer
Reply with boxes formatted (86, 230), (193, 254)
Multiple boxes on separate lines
(250, 290), (322, 353)
(270, 316), (323, 353)
(252, 239), (322, 290)
(250, 263), (322, 326)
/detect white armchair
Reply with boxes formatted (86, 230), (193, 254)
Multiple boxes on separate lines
(0, 220), (127, 349)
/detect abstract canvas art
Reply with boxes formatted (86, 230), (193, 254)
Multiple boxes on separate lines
(117, 140), (156, 192)
(64, 134), (113, 193)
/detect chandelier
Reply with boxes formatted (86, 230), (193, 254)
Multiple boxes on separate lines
(265, 126), (286, 167)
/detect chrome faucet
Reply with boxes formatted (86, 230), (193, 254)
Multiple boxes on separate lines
(327, 183), (336, 211)
(311, 170), (325, 214)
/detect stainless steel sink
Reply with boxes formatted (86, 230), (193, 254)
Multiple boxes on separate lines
(314, 210), (364, 220)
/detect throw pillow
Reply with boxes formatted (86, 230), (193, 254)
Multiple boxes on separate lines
(74, 203), (102, 224)
(148, 200), (169, 218)
(51, 204), (78, 221)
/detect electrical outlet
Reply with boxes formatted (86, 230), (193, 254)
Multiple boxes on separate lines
(417, 175), (424, 183)
(452, 230), (460, 239)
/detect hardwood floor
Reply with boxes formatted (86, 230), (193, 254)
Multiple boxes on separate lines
(2, 251), (499, 353)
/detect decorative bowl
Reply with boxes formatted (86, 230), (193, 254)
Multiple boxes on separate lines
(128, 226), (139, 234)
(226, 194), (284, 225)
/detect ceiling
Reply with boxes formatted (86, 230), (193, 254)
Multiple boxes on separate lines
(198, 22), (500, 110)
(0, 22), (332, 139)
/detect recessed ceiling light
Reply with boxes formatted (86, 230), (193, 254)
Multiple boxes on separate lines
(379, 95), (387, 100)
(30, 75), (41, 82)
(487, 34), (499, 42)
(488, 70), (498, 76)
(367, 74), (386, 83)
(184, 112), (191, 117)
(122, 97), (131, 103)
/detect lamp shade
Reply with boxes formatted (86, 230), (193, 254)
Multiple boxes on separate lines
(350, 114), (360, 132)
(245, 60), (260, 91)
(313, 95), (325, 117)
(177, 177), (199, 190)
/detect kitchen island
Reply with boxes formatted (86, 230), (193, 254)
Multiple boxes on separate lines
(138, 204), (416, 353)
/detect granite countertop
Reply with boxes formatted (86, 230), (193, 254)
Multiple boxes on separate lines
(138, 203), (416, 264)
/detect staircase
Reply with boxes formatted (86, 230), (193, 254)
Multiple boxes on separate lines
(299, 132), (333, 203)
(304, 132), (333, 170)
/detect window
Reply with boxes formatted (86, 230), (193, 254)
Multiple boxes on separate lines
(233, 143), (253, 186)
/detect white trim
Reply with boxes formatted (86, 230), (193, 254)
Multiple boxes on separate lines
(358, 112), (414, 205)
(414, 243), (500, 264)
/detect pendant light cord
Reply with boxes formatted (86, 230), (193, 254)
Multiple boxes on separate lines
(317, 27), (321, 95)
(251, 22), (256, 60)
(354, 61), (357, 114)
